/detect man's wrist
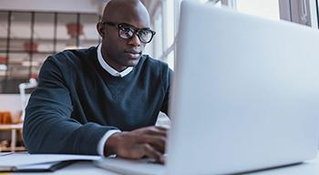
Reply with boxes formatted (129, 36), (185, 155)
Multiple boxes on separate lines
(104, 132), (122, 156)
(97, 130), (121, 157)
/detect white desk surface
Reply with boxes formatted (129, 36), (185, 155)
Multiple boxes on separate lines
(4, 153), (319, 175)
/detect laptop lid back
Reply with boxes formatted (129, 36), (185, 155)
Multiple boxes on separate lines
(167, 1), (319, 174)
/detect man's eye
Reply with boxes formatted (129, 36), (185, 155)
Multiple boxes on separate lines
(121, 27), (133, 33)
(140, 30), (151, 36)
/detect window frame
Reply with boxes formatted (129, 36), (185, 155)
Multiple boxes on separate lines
(150, 0), (319, 71)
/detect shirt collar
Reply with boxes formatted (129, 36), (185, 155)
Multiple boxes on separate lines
(97, 44), (133, 77)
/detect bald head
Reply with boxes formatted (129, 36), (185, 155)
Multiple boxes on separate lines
(102, 0), (151, 28)
(96, 0), (153, 72)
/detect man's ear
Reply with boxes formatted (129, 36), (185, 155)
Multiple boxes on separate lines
(97, 22), (105, 37)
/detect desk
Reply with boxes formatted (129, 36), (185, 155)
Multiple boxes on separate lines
(4, 153), (319, 175)
(0, 124), (23, 152)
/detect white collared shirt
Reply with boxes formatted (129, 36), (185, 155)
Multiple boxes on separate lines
(97, 44), (133, 77)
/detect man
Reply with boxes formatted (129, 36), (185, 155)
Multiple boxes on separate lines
(23, 0), (172, 164)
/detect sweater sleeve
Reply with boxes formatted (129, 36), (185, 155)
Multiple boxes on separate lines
(23, 56), (113, 155)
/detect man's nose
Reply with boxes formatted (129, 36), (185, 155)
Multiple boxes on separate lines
(128, 33), (142, 46)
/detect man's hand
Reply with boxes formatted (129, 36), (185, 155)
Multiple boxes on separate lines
(104, 126), (167, 164)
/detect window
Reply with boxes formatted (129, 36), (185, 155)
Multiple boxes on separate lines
(150, 0), (318, 75)
(153, 8), (163, 59)
(237, 0), (280, 20)
(235, 0), (318, 27)
(165, 0), (175, 49)
(151, 0), (224, 71)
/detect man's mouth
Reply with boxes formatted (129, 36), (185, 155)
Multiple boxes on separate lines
(125, 50), (142, 59)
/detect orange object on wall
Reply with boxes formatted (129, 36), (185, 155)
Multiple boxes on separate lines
(0, 56), (7, 64)
(24, 43), (38, 53)
(0, 111), (12, 124)
(66, 23), (83, 38)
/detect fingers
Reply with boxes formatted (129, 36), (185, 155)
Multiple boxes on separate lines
(135, 126), (168, 137)
(145, 135), (166, 153)
(117, 141), (165, 164)
(155, 125), (169, 131)
(137, 126), (168, 154)
(143, 144), (165, 164)
(152, 126), (168, 137)
(110, 126), (168, 164)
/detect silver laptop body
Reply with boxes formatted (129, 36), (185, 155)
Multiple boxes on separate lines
(95, 1), (319, 174)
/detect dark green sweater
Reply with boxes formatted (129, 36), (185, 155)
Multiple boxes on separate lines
(23, 46), (172, 155)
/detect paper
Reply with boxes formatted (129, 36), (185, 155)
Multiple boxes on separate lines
(0, 153), (102, 172)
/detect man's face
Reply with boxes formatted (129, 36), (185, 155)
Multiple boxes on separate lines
(102, 22), (146, 71)
(99, 2), (152, 72)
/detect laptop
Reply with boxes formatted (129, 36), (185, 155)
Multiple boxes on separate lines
(95, 1), (319, 174)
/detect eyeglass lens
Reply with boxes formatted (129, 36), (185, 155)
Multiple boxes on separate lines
(118, 25), (154, 43)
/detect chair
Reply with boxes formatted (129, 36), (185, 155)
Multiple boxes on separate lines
(18, 78), (37, 121)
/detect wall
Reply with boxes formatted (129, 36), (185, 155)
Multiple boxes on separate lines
(0, 94), (27, 122)
(0, 94), (21, 112)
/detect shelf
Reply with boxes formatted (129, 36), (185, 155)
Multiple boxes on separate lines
(0, 123), (24, 152)
(0, 146), (25, 152)
(0, 37), (99, 43)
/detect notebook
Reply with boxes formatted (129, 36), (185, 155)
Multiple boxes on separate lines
(0, 153), (101, 172)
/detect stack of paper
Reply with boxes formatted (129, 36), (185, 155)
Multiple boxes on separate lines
(0, 153), (101, 172)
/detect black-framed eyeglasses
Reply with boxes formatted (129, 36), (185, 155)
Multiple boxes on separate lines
(102, 21), (156, 44)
